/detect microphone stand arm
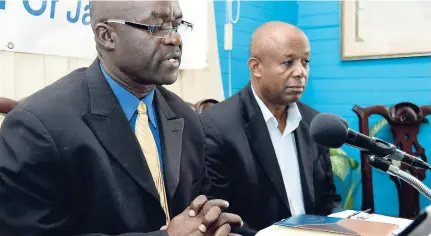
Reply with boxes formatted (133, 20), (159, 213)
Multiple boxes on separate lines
(368, 154), (431, 200)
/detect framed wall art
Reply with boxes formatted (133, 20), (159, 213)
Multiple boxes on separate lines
(340, 1), (431, 60)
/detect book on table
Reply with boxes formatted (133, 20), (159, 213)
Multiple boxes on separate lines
(272, 214), (398, 236)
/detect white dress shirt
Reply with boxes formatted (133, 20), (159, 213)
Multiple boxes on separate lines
(251, 86), (306, 216)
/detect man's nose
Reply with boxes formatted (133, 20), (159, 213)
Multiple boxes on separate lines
(292, 63), (307, 79)
(162, 32), (182, 46)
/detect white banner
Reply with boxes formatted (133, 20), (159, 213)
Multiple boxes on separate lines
(177, 0), (208, 70)
(0, 0), (208, 69)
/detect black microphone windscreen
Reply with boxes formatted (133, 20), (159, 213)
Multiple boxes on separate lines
(310, 113), (349, 148)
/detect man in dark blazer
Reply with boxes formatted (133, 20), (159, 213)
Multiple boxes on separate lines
(0, 1), (241, 236)
(201, 22), (341, 235)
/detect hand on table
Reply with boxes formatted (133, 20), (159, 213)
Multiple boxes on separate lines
(163, 195), (243, 236)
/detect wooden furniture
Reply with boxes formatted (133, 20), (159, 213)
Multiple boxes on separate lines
(194, 99), (219, 114)
(353, 102), (431, 219)
(0, 97), (18, 114)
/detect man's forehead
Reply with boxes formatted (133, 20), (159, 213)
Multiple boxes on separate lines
(279, 44), (310, 57)
(272, 32), (309, 51)
(97, 1), (181, 22)
(140, 1), (182, 20)
(152, 1), (181, 14)
(261, 42), (308, 61)
(281, 49), (311, 57)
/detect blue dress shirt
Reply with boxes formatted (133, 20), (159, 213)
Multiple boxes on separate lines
(100, 65), (164, 171)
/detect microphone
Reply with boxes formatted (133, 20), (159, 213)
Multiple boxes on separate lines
(309, 113), (431, 170)
(367, 154), (431, 200)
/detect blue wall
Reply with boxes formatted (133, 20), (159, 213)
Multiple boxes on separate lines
(296, 1), (431, 216)
(214, 1), (298, 98)
(215, 1), (431, 217)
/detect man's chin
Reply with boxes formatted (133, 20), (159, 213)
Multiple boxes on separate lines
(163, 77), (178, 85)
(156, 73), (179, 86)
(283, 94), (302, 104)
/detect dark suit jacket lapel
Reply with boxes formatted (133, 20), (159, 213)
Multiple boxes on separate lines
(82, 59), (159, 201)
(154, 88), (184, 200)
(241, 84), (291, 211)
(294, 117), (315, 214)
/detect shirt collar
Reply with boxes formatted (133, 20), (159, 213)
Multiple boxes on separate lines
(251, 85), (302, 132)
(100, 64), (157, 128)
(251, 85), (274, 123)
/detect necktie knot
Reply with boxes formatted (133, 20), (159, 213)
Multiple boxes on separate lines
(137, 102), (147, 114)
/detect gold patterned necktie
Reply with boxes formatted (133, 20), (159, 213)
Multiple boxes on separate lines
(135, 102), (170, 223)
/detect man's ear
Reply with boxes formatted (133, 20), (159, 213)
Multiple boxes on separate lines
(247, 57), (262, 78)
(94, 22), (116, 51)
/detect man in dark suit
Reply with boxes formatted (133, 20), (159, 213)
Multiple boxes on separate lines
(201, 22), (341, 235)
(0, 1), (242, 236)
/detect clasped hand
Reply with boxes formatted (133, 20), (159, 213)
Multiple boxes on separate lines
(162, 195), (243, 236)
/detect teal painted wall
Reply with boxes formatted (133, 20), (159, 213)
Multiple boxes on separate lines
(214, 1), (431, 216)
(296, 1), (431, 216)
(214, 1), (298, 98)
